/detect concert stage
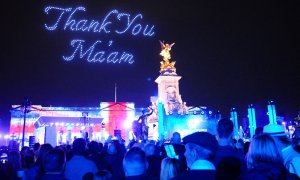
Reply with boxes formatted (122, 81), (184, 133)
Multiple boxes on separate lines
(9, 102), (218, 147)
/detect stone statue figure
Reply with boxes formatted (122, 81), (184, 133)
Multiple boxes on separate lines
(132, 107), (154, 141)
(159, 40), (176, 73)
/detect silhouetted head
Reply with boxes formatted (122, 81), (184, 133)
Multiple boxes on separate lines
(107, 142), (117, 155)
(144, 143), (156, 156)
(73, 138), (86, 155)
(172, 132), (181, 144)
(217, 118), (233, 139)
(254, 127), (263, 137)
(38, 144), (53, 158)
(43, 148), (66, 174)
(123, 147), (148, 177)
(88, 141), (99, 154)
(36, 143), (53, 166)
(33, 143), (40, 152)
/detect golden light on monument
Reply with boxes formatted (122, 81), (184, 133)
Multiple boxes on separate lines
(159, 40), (176, 74)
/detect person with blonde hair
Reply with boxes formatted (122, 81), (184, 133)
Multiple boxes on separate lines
(160, 157), (182, 180)
(245, 134), (297, 179)
(263, 124), (300, 178)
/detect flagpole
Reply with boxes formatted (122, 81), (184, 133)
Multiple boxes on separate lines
(115, 83), (117, 102)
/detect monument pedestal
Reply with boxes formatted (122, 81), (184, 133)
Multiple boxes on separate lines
(155, 75), (183, 114)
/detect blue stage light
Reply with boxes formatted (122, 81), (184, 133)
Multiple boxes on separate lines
(267, 101), (277, 124)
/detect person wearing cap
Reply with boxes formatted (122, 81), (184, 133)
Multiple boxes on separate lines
(172, 132), (218, 180)
(263, 124), (300, 178)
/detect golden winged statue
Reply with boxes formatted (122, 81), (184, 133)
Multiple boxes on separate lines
(159, 40), (176, 73)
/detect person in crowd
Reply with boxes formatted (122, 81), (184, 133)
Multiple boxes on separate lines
(37, 148), (66, 180)
(235, 138), (244, 153)
(103, 135), (113, 153)
(263, 124), (300, 178)
(170, 132), (186, 161)
(20, 146), (29, 169)
(161, 132), (187, 171)
(82, 170), (113, 180)
(160, 157), (182, 180)
(171, 132), (181, 144)
(293, 128), (300, 153)
(244, 133), (297, 179)
(123, 147), (149, 179)
(33, 143), (40, 162)
(25, 143), (53, 180)
(172, 132), (218, 180)
(7, 150), (23, 179)
(213, 118), (246, 179)
(88, 141), (112, 171)
(98, 142), (104, 153)
(144, 143), (157, 158)
(132, 142), (145, 152)
(104, 141), (124, 179)
(87, 141), (111, 172)
(82, 172), (94, 180)
(145, 143), (161, 179)
(21, 146), (35, 169)
(114, 138), (127, 155)
(243, 141), (250, 155)
(254, 127), (263, 138)
(95, 170), (113, 180)
(65, 144), (73, 161)
(19, 147), (35, 179)
(64, 138), (98, 180)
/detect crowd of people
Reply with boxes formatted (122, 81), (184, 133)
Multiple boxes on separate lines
(0, 118), (300, 180)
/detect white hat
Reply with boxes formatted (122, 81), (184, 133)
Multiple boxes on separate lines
(263, 124), (288, 137)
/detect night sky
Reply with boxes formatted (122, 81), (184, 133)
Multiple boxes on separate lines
(0, 1), (299, 133)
